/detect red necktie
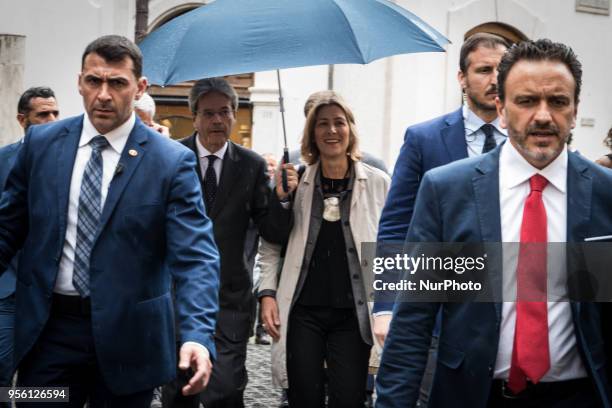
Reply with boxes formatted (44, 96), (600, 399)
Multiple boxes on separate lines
(508, 174), (551, 393)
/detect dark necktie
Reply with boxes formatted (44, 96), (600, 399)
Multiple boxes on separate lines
(508, 174), (550, 393)
(204, 155), (218, 213)
(481, 123), (497, 153)
(73, 135), (109, 297)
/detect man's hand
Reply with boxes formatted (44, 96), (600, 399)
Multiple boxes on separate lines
(260, 296), (281, 341)
(150, 122), (171, 137)
(373, 314), (392, 346)
(275, 163), (298, 201)
(178, 343), (213, 395)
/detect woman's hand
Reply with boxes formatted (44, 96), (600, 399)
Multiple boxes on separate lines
(260, 296), (281, 341)
(373, 314), (392, 346)
(275, 163), (298, 201)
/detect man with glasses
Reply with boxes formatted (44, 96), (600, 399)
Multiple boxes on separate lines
(163, 77), (290, 408)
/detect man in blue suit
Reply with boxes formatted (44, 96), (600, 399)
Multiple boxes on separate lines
(0, 142), (20, 392)
(372, 33), (510, 341)
(0, 35), (220, 407)
(0, 86), (60, 394)
(376, 39), (612, 407)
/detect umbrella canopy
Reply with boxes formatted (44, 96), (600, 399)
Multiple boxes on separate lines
(140, 0), (449, 86)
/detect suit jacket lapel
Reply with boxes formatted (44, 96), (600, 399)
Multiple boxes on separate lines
(567, 152), (591, 243)
(350, 162), (367, 212)
(57, 117), (83, 251)
(440, 108), (468, 162)
(184, 133), (204, 181)
(94, 120), (148, 242)
(299, 163), (317, 247)
(566, 154), (589, 327)
(183, 133), (205, 196)
(472, 148), (503, 321)
(209, 141), (241, 219)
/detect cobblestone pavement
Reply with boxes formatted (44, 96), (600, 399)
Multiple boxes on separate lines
(244, 341), (282, 408)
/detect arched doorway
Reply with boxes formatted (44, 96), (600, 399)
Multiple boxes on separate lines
(144, 4), (255, 147)
(464, 22), (528, 44)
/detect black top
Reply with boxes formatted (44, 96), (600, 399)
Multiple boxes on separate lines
(297, 173), (354, 308)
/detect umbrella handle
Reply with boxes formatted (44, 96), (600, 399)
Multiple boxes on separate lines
(281, 148), (289, 193)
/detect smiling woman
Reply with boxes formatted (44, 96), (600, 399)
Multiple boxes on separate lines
(258, 92), (391, 407)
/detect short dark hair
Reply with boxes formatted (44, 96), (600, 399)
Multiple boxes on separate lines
(17, 86), (56, 115)
(459, 33), (510, 73)
(189, 77), (239, 115)
(81, 35), (143, 78)
(605, 127), (612, 151)
(497, 39), (582, 103)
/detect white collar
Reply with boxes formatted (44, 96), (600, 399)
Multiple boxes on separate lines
(500, 140), (567, 194)
(195, 136), (228, 160)
(80, 112), (135, 154)
(462, 104), (505, 136)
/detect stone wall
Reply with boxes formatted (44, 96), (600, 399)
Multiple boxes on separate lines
(0, 34), (25, 145)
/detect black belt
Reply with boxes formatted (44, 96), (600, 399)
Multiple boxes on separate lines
(491, 378), (591, 400)
(52, 293), (91, 316)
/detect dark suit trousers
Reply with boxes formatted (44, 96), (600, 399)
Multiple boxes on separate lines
(199, 328), (248, 408)
(0, 294), (15, 387)
(0, 294), (15, 408)
(161, 344), (199, 408)
(163, 327), (248, 408)
(287, 305), (371, 408)
(16, 296), (153, 408)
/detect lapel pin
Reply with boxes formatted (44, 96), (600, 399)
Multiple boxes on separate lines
(128, 149), (138, 157)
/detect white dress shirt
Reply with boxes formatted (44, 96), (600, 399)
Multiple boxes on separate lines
(55, 113), (134, 295)
(195, 137), (228, 184)
(494, 141), (587, 381)
(462, 105), (507, 157)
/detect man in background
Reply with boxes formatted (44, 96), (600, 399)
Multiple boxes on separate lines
(372, 32), (509, 407)
(135, 92), (170, 136)
(373, 32), (510, 339)
(0, 86), (60, 406)
(15, 86), (59, 131)
(166, 77), (289, 408)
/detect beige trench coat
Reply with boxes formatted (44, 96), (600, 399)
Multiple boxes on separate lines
(258, 161), (390, 388)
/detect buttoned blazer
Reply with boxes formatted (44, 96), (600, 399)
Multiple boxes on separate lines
(0, 115), (220, 395)
(375, 147), (612, 408)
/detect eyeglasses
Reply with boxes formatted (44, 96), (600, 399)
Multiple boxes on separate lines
(197, 109), (233, 119)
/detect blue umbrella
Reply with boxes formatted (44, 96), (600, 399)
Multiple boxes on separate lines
(139, 0), (449, 86)
(139, 0), (448, 189)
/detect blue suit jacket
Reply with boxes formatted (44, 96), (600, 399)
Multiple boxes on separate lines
(0, 141), (20, 299)
(0, 115), (220, 394)
(375, 147), (612, 407)
(374, 108), (466, 313)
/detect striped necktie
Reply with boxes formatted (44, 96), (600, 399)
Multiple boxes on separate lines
(73, 135), (109, 297)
